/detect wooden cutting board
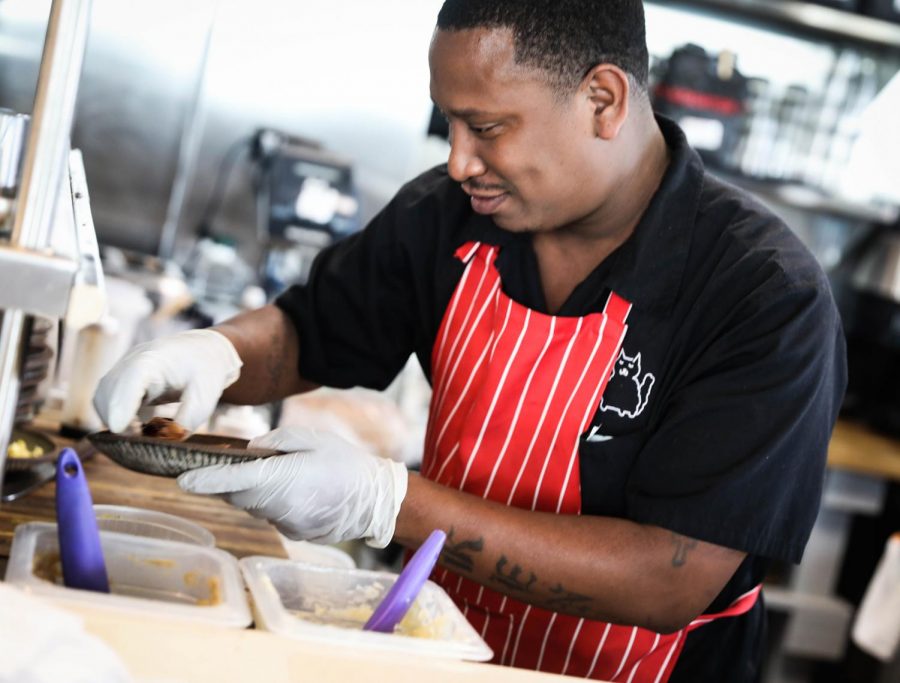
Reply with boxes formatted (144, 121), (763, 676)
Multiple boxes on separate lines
(0, 434), (287, 561)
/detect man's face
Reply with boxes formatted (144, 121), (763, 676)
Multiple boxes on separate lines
(429, 27), (610, 234)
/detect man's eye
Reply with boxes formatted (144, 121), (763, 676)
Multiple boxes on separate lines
(470, 124), (498, 135)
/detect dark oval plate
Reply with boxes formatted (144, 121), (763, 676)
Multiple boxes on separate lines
(5, 428), (59, 472)
(87, 431), (283, 478)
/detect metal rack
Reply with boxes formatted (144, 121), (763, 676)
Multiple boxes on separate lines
(650, 0), (900, 49)
(647, 0), (900, 226)
(0, 0), (103, 479)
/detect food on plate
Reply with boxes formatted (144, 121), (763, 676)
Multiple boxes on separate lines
(141, 417), (187, 441)
(289, 602), (439, 638)
(7, 438), (45, 459)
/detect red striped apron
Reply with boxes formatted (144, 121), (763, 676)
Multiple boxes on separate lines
(421, 241), (760, 681)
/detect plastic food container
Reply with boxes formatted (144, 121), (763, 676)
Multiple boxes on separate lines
(5, 522), (251, 628)
(277, 535), (356, 569)
(239, 556), (493, 661)
(93, 504), (216, 547)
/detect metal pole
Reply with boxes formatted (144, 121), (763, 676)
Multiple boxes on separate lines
(0, 0), (92, 480)
(158, 0), (218, 261)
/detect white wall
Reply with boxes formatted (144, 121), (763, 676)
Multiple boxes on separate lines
(199, 0), (445, 203)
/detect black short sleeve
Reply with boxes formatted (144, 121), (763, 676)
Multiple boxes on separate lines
(626, 277), (846, 563)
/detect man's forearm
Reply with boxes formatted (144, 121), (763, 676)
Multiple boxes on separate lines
(394, 474), (745, 633)
(214, 304), (318, 404)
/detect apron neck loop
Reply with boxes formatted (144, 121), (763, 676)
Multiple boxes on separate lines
(603, 291), (632, 327)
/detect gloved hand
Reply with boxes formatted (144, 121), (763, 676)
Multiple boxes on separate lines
(176, 427), (408, 548)
(93, 329), (243, 433)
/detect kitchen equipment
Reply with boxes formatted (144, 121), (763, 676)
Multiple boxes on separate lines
(87, 430), (282, 477)
(364, 529), (446, 633)
(55, 448), (109, 592)
(239, 555), (493, 661)
(6, 521), (251, 627)
(652, 44), (749, 171)
(0, 109), (30, 234)
(93, 504), (215, 547)
(0, 313), (57, 427)
(0, 0), (106, 489)
(252, 128), (361, 294)
(0, 108), (29, 234)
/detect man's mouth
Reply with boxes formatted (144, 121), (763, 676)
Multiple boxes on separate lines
(464, 184), (509, 215)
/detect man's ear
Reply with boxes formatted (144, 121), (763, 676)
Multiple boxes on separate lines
(583, 64), (630, 140)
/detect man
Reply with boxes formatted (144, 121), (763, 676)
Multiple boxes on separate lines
(94, 1), (846, 681)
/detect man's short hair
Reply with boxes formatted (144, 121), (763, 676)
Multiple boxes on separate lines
(436, 0), (649, 97)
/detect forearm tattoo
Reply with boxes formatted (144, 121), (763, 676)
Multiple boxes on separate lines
(544, 583), (593, 616)
(442, 527), (484, 573)
(440, 528), (597, 617)
(670, 533), (697, 567)
(490, 556), (537, 593)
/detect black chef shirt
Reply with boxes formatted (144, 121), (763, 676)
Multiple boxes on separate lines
(276, 116), (847, 682)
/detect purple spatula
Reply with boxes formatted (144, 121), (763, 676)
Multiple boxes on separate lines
(364, 529), (446, 633)
(55, 448), (109, 592)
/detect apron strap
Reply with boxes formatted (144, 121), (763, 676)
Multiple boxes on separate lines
(687, 584), (762, 631)
(454, 247), (633, 330)
(603, 291), (632, 326)
(454, 241), (482, 263)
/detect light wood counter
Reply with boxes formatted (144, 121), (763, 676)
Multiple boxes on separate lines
(828, 418), (900, 483)
(0, 438), (287, 560)
(61, 602), (573, 683)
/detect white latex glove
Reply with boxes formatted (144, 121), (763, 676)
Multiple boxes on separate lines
(93, 329), (243, 433)
(176, 427), (408, 548)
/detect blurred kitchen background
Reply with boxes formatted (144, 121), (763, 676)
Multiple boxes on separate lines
(1, 1), (899, 682)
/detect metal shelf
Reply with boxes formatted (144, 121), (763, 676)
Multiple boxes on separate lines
(649, 0), (900, 49)
(0, 0), (102, 480)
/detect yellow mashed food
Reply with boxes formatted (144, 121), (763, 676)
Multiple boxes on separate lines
(7, 439), (44, 459)
(290, 603), (440, 639)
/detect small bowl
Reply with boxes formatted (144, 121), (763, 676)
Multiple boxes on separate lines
(87, 431), (283, 478)
(4, 427), (59, 472)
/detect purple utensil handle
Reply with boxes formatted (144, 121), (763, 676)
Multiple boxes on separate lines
(55, 448), (109, 593)
(364, 529), (446, 633)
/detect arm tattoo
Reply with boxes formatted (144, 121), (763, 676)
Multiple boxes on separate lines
(544, 583), (594, 616)
(442, 527), (483, 574)
(670, 533), (697, 567)
(490, 556), (537, 593)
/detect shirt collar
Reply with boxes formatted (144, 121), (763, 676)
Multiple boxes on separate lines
(603, 115), (703, 314)
(458, 115), (704, 314)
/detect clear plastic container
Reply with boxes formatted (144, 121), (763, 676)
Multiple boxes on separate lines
(277, 534), (356, 569)
(5, 522), (250, 628)
(239, 555), (493, 661)
(93, 504), (215, 547)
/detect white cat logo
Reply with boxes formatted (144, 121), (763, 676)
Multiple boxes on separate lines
(599, 349), (655, 420)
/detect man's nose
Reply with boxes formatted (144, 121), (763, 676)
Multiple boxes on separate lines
(447, 128), (486, 183)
